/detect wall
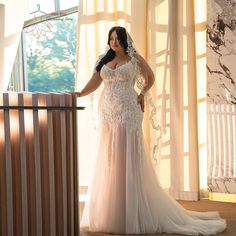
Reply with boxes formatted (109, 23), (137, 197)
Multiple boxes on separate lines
(207, 0), (236, 194)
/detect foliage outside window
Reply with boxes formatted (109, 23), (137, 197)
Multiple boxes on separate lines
(25, 13), (77, 92)
(9, 0), (78, 93)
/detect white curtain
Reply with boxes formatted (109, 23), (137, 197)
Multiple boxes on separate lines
(145, 0), (207, 200)
(0, 0), (28, 91)
(76, 0), (207, 200)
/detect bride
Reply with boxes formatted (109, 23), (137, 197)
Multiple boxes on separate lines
(75, 26), (226, 235)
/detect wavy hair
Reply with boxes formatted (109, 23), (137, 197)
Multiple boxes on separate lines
(95, 26), (128, 72)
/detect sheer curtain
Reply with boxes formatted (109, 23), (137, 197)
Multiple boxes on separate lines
(76, 0), (207, 201)
(145, 0), (207, 200)
(0, 0), (28, 91)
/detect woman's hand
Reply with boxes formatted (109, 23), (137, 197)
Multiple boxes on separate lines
(72, 72), (102, 98)
(73, 92), (81, 97)
(137, 94), (145, 112)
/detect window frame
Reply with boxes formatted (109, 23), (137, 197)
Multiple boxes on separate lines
(9, 6), (78, 91)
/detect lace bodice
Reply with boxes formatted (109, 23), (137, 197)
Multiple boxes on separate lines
(99, 57), (143, 127)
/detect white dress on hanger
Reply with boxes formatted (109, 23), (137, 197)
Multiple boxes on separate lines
(80, 56), (226, 235)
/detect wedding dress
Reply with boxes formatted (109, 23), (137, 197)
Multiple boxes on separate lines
(80, 56), (226, 235)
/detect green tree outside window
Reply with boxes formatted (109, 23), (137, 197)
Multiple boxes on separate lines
(26, 14), (77, 92)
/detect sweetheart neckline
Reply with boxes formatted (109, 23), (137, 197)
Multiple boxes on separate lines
(104, 59), (132, 71)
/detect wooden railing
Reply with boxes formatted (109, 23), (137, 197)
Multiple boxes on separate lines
(0, 92), (84, 236)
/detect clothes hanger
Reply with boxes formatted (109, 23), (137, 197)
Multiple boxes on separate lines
(26, 3), (52, 38)
(30, 4), (47, 15)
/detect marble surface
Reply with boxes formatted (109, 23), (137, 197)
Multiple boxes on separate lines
(208, 177), (236, 194)
(207, 0), (236, 194)
(207, 0), (236, 104)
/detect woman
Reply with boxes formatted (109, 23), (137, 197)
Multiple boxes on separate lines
(75, 26), (226, 235)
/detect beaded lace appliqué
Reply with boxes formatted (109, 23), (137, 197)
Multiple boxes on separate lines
(99, 57), (143, 128)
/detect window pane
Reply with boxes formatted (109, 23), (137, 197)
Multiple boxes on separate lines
(60, 0), (79, 10)
(24, 13), (77, 92)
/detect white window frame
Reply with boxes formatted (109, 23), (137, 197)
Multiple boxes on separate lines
(9, 6), (78, 91)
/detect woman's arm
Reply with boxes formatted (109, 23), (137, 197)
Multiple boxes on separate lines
(135, 54), (155, 112)
(74, 71), (103, 97)
(136, 54), (155, 95)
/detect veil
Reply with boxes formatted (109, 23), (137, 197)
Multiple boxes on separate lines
(126, 31), (136, 57)
(125, 30), (146, 91)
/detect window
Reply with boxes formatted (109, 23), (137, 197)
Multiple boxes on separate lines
(9, 0), (78, 92)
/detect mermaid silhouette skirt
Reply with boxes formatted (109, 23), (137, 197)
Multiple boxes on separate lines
(80, 60), (226, 235)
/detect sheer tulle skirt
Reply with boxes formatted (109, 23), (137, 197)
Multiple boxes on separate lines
(80, 122), (226, 235)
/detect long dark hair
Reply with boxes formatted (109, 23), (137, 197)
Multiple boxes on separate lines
(95, 26), (128, 72)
